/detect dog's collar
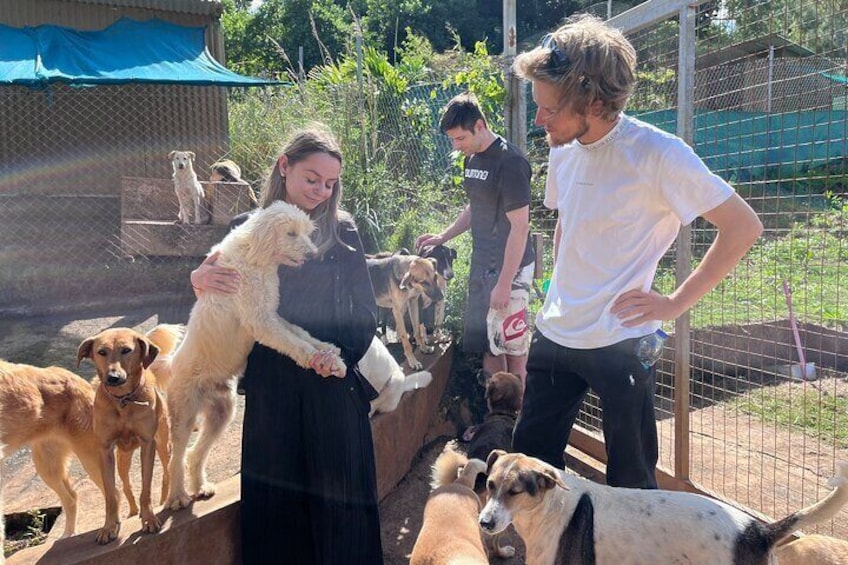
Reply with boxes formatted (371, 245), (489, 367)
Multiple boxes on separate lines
(104, 375), (149, 408)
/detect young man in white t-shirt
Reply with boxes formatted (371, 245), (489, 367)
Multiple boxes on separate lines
(511, 15), (763, 488)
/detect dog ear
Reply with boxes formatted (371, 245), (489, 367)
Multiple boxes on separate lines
(449, 247), (457, 261)
(137, 336), (160, 369)
(427, 257), (439, 272)
(188, 151), (196, 160)
(539, 467), (569, 492)
(243, 211), (281, 266)
(486, 449), (506, 474)
(399, 271), (412, 290)
(169, 150), (177, 159)
(77, 338), (95, 366)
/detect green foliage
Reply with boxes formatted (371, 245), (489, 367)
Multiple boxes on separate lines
(442, 39), (506, 133)
(733, 383), (848, 448)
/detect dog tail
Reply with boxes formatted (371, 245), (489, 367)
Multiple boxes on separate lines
(765, 461), (848, 546)
(147, 324), (184, 357)
(403, 370), (433, 393)
(431, 445), (470, 490)
(146, 324), (184, 390)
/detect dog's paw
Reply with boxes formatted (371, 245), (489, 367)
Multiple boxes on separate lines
(95, 522), (120, 545)
(166, 492), (193, 511)
(406, 356), (423, 371)
(419, 343), (435, 354)
(193, 483), (217, 500)
(140, 510), (161, 534)
(497, 545), (516, 559)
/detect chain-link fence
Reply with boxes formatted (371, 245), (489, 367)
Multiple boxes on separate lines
(3, 0), (848, 539)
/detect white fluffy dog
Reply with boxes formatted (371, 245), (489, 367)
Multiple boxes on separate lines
(170, 150), (210, 225)
(165, 201), (346, 510)
(358, 336), (432, 418)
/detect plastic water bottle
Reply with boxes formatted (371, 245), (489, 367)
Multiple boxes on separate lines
(635, 329), (668, 369)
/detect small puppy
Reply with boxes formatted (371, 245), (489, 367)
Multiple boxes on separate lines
(466, 371), (523, 462)
(410, 446), (490, 565)
(78, 328), (173, 544)
(480, 451), (848, 565)
(775, 534), (848, 564)
(358, 336), (433, 418)
(170, 150), (210, 225)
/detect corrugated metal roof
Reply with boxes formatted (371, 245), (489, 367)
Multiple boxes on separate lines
(68, 0), (222, 16)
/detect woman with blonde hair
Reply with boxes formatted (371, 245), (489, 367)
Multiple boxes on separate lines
(191, 126), (382, 564)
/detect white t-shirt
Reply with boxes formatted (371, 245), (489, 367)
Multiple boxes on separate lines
(537, 114), (733, 349)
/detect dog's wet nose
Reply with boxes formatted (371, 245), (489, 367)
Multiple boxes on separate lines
(479, 515), (495, 531)
(105, 372), (126, 386)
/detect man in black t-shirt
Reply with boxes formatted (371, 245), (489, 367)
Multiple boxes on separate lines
(417, 93), (534, 383)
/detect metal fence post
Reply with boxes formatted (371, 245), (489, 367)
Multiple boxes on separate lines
(673, 2), (696, 485)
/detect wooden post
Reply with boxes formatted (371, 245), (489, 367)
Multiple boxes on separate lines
(503, 0), (526, 152)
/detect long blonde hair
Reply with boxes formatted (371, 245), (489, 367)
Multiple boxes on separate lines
(259, 126), (345, 257)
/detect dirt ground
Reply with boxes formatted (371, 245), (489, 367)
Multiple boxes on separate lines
(3, 301), (848, 562)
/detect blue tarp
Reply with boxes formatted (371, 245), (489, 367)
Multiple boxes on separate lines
(0, 18), (279, 87)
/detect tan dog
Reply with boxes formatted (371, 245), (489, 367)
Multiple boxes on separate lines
(480, 451), (848, 565)
(170, 150), (210, 224)
(775, 534), (848, 564)
(410, 446), (490, 564)
(0, 360), (102, 539)
(367, 253), (443, 370)
(77, 327), (177, 544)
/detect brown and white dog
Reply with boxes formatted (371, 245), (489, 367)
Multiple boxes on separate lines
(367, 253), (443, 370)
(480, 451), (848, 565)
(170, 150), (210, 225)
(77, 326), (177, 544)
(775, 534), (848, 564)
(465, 371), (523, 462)
(410, 446), (490, 564)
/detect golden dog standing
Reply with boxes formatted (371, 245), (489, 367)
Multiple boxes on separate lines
(191, 127), (381, 564)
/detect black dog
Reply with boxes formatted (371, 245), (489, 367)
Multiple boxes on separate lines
(418, 244), (457, 339)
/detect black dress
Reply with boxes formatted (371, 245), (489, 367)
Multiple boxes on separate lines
(239, 216), (382, 565)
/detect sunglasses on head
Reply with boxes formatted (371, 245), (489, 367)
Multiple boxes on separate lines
(540, 33), (570, 71)
(539, 33), (591, 88)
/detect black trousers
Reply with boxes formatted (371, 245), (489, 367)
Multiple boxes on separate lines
(512, 331), (659, 489)
(240, 346), (383, 565)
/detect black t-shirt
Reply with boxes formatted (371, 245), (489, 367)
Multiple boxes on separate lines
(464, 135), (534, 277)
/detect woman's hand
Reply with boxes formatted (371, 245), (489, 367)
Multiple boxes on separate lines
(191, 250), (240, 295)
(309, 349), (346, 378)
